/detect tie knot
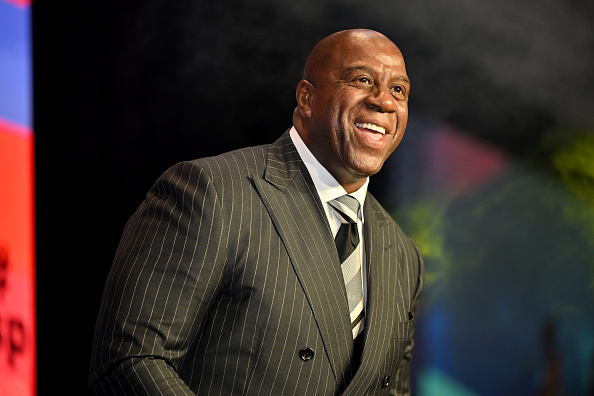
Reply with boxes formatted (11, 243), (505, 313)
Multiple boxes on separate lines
(329, 195), (360, 224)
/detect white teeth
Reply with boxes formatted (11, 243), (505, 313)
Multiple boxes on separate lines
(355, 122), (386, 135)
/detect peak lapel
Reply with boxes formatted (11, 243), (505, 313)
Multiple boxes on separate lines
(343, 196), (395, 394)
(251, 132), (354, 388)
(362, 197), (394, 347)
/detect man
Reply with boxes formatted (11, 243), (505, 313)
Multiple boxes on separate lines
(89, 29), (424, 395)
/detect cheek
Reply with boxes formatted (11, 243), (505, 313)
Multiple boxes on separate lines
(395, 107), (408, 137)
(399, 104), (409, 124)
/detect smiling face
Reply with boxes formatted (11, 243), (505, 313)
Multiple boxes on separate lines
(295, 30), (410, 192)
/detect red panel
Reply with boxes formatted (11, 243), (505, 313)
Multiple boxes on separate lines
(0, 124), (35, 396)
(1, 0), (31, 8)
(426, 127), (507, 195)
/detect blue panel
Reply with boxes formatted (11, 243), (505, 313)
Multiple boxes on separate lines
(0, 1), (31, 128)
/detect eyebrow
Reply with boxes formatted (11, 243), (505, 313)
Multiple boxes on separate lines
(342, 65), (411, 85)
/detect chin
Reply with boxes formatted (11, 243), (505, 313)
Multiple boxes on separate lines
(350, 163), (384, 179)
(352, 155), (388, 175)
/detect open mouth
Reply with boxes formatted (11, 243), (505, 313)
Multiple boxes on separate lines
(355, 122), (387, 142)
(355, 122), (386, 135)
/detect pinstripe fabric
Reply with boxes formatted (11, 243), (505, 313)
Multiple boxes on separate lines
(89, 130), (424, 396)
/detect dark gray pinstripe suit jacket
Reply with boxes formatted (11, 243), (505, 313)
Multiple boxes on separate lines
(89, 130), (424, 396)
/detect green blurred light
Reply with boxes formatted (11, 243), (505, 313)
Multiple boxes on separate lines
(418, 367), (480, 396)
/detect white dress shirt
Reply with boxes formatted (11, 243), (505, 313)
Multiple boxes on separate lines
(289, 126), (369, 309)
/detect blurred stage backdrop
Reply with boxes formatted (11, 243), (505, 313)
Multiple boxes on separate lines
(34, 0), (594, 394)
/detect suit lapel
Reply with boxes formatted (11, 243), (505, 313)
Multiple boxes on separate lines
(362, 197), (394, 354)
(343, 196), (395, 394)
(251, 132), (354, 388)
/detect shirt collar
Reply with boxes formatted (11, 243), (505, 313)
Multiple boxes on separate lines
(289, 126), (369, 212)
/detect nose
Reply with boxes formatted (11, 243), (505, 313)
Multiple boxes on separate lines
(364, 85), (397, 113)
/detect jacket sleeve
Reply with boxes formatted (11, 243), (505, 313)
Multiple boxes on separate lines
(89, 161), (227, 395)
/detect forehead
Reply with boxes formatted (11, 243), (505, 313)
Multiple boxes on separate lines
(331, 35), (407, 79)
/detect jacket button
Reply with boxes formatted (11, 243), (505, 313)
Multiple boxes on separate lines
(299, 347), (314, 361)
(381, 375), (390, 388)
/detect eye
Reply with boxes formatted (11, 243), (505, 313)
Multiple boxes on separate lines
(391, 85), (408, 100)
(353, 76), (372, 86)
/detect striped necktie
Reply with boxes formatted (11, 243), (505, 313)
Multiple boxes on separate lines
(329, 195), (364, 339)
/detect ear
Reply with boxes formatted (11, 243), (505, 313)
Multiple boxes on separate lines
(296, 80), (315, 119)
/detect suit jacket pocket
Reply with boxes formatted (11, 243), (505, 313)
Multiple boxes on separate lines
(392, 318), (416, 368)
(395, 318), (415, 341)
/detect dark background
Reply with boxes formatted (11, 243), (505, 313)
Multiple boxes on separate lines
(33, 1), (594, 394)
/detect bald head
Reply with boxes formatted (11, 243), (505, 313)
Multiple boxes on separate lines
(302, 29), (403, 85)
